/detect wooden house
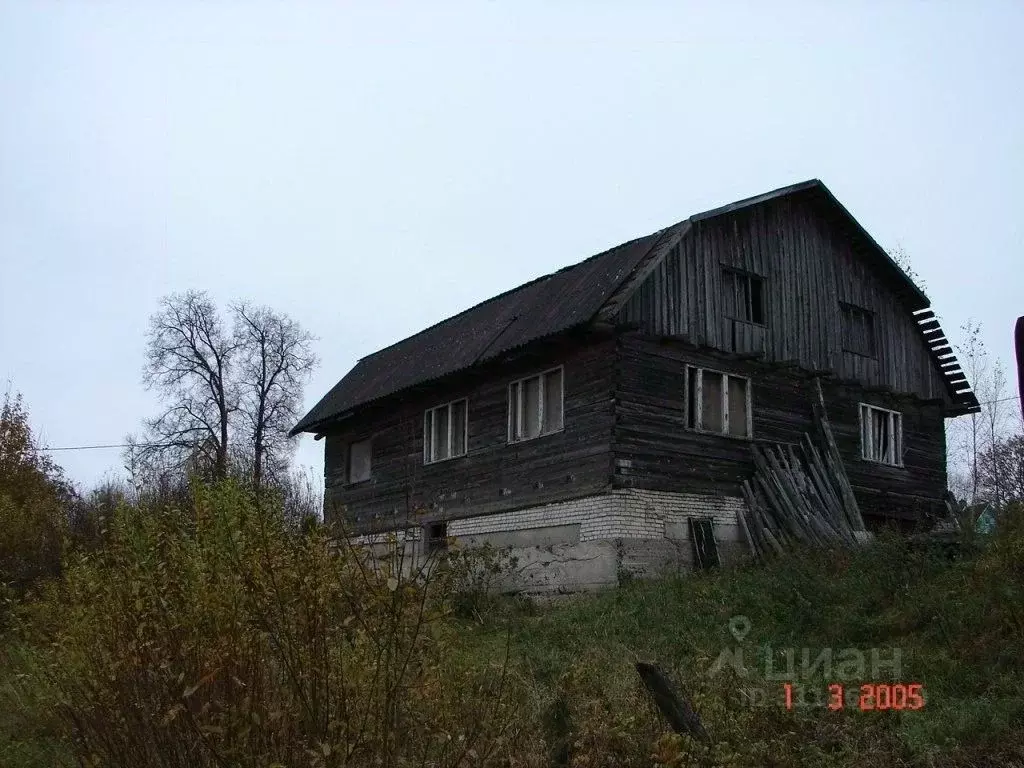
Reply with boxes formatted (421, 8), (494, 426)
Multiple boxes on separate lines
(292, 180), (978, 591)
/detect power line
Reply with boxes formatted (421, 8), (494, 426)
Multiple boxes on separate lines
(969, 395), (1020, 407)
(40, 442), (165, 452)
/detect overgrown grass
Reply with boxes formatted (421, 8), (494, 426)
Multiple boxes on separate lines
(455, 508), (1024, 767)
(1, 492), (1022, 767)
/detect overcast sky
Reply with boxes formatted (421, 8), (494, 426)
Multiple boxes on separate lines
(1, 1), (1021, 490)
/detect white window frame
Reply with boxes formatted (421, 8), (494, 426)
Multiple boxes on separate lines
(347, 438), (372, 484)
(684, 366), (753, 439)
(423, 398), (469, 464)
(507, 366), (565, 443)
(859, 403), (903, 467)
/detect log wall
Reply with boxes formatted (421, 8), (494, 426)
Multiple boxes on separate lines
(322, 333), (616, 528)
(613, 334), (947, 522)
(617, 195), (951, 403)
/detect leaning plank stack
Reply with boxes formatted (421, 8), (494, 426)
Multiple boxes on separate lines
(738, 379), (867, 559)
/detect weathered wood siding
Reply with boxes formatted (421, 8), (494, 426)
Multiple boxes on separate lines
(322, 334), (616, 528)
(613, 335), (947, 521)
(617, 195), (950, 403)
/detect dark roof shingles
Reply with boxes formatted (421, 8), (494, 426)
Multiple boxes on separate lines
(292, 230), (664, 433)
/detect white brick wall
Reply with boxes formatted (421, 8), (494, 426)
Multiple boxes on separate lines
(447, 489), (746, 544)
(352, 527), (421, 546)
(347, 490), (750, 593)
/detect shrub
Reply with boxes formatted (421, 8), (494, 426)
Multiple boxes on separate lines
(0, 392), (73, 604)
(12, 480), (519, 767)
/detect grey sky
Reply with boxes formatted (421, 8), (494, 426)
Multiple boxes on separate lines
(1, 1), (1021, 490)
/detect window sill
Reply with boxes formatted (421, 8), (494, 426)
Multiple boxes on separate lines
(858, 457), (904, 469)
(507, 427), (565, 445)
(685, 427), (753, 441)
(423, 452), (468, 466)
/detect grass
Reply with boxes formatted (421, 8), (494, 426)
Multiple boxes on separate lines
(454, 523), (1024, 766)
(0, 643), (72, 767)
(2, 509), (1023, 767)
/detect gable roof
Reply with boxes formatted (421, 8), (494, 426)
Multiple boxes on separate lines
(293, 180), (975, 434)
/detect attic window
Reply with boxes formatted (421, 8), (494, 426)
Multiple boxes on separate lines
(424, 399), (468, 464)
(860, 404), (902, 466)
(508, 367), (563, 442)
(722, 268), (765, 325)
(841, 303), (877, 358)
(685, 366), (751, 438)
(347, 438), (372, 484)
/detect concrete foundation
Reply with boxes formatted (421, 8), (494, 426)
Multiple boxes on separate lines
(356, 490), (750, 594)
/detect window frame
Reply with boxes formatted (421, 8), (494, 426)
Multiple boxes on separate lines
(721, 267), (766, 326)
(840, 302), (878, 358)
(858, 403), (903, 467)
(423, 397), (469, 465)
(684, 365), (753, 439)
(507, 366), (565, 444)
(346, 438), (373, 485)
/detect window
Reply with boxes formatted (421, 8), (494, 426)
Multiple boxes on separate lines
(841, 303), (877, 357)
(347, 439), (372, 483)
(508, 367), (563, 442)
(425, 521), (448, 553)
(722, 268), (765, 324)
(860, 404), (902, 466)
(423, 399), (468, 463)
(685, 366), (751, 438)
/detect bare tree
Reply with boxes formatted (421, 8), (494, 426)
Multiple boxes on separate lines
(130, 292), (318, 490)
(946, 319), (1019, 504)
(135, 291), (239, 480)
(231, 302), (318, 490)
(949, 319), (989, 502)
(977, 434), (1024, 507)
(979, 359), (1013, 506)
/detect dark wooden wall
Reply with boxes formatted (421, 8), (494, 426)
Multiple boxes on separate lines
(320, 193), (954, 530)
(617, 194), (951, 404)
(322, 333), (616, 529)
(613, 334), (948, 521)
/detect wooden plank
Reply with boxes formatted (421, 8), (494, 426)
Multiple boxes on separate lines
(812, 378), (865, 531)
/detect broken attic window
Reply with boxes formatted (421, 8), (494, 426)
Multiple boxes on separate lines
(722, 268), (765, 324)
(841, 303), (877, 357)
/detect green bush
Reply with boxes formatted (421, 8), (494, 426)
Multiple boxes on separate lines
(0, 392), (73, 603)
(10, 480), (520, 768)
(6, 490), (1024, 767)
